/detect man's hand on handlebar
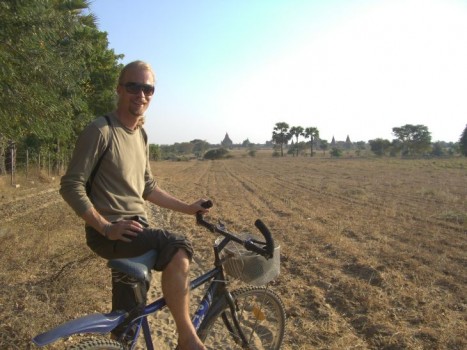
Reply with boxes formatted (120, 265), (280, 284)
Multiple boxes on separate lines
(189, 199), (211, 215)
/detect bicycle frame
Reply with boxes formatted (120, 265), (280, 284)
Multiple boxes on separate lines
(33, 237), (236, 349)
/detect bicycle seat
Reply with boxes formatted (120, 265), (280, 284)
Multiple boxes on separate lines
(107, 250), (157, 282)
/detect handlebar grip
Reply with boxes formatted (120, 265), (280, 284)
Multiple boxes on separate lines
(196, 200), (214, 229)
(254, 219), (275, 258)
(201, 200), (213, 209)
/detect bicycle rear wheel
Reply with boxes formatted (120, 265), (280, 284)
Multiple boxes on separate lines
(199, 286), (286, 350)
(67, 338), (125, 350)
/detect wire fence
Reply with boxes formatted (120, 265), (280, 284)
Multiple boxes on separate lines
(1, 144), (70, 186)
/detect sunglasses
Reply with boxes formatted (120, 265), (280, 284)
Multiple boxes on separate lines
(122, 82), (155, 96)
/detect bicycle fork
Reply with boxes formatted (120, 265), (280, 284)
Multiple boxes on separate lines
(224, 291), (250, 348)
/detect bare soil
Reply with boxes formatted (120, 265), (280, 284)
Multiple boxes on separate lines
(0, 154), (466, 349)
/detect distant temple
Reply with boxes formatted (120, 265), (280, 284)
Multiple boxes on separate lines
(221, 133), (233, 148)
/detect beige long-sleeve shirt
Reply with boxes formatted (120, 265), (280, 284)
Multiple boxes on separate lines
(60, 113), (156, 222)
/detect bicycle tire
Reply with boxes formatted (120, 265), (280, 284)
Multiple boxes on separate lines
(67, 338), (125, 350)
(198, 286), (286, 350)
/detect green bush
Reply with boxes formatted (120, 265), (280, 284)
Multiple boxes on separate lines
(203, 148), (229, 160)
(330, 148), (342, 157)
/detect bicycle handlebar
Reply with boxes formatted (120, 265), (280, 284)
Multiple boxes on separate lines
(253, 219), (274, 258)
(196, 200), (275, 259)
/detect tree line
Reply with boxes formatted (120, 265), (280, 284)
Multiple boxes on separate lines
(0, 0), (122, 174)
(271, 122), (467, 157)
(272, 122), (320, 157)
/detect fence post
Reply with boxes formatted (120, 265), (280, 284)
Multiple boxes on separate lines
(10, 146), (16, 186)
(26, 149), (29, 179)
(10, 147), (13, 186)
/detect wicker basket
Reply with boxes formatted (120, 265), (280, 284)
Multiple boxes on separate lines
(217, 235), (280, 286)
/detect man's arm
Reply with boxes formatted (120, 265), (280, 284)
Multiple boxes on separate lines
(90, 185), (206, 242)
(60, 122), (105, 217)
(82, 207), (111, 237)
(146, 186), (208, 215)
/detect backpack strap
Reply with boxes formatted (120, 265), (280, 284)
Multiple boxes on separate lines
(141, 127), (148, 145)
(86, 115), (112, 197)
(85, 115), (148, 197)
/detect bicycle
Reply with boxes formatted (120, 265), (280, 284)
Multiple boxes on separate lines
(33, 201), (286, 349)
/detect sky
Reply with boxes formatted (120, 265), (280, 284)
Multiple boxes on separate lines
(89, 0), (467, 145)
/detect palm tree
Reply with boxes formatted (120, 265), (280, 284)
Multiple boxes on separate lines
(272, 122), (291, 157)
(304, 127), (319, 156)
(289, 126), (304, 156)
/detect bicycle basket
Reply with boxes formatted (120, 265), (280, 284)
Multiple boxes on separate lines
(216, 235), (280, 286)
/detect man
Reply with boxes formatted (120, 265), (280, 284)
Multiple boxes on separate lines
(60, 60), (206, 350)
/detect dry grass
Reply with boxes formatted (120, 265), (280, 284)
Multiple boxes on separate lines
(0, 155), (465, 349)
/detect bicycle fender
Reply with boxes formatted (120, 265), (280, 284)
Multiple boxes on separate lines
(32, 311), (126, 347)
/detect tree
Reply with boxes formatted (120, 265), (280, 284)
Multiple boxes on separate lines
(191, 139), (210, 158)
(390, 139), (403, 157)
(304, 127), (319, 156)
(319, 139), (328, 155)
(287, 141), (307, 156)
(431, 142), (444, 157)
(272, 122), (291, 157)
(369, 138), (391, 156)
(392, 124), (432, 156)
(460, 125), (467, 157)
(149, 144), (161, 161)
(289, 126), (304, 156)
(0, 0), (121, 171)
(242, 139), (251, 147)
(177, 142), (195, 155)
(355, 141), (366, 156)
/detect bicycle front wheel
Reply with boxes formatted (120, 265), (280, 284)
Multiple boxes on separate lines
(199, 286), (286, 350)
(67, 337), (125, 350)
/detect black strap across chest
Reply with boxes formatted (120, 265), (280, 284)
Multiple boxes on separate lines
(85, 115), (112, 197)
(85, 115), (148, 197)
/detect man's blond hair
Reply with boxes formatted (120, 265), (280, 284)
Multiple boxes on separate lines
(118, 60), (156, 85)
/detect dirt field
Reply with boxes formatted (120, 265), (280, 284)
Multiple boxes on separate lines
(1, 154), (466, 349)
